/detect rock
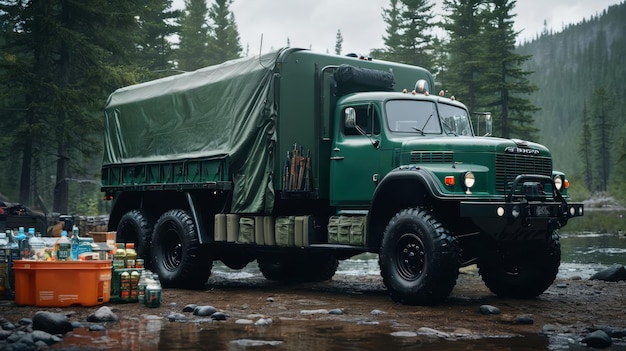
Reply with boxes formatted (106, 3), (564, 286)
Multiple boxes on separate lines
(255, 318), (273, 326)
(88, 324), (106, 332)
(571, 275), (583, 280)
(5, 335), (36, 351)
(166, 313), (187, 321)
(515, 316), (534, 325)
(479, 305), (501, 315)
(18, 318), (32, 326)
(32, 311), (73, 335)
(300, 309), (329, 315)
(581, 330), (612, 348)
(71, 321), (84, 328)
(87, 306), (118, 322)
(30, 330), (62, 346)
(266, 297), (274, 303)
(193, 305), (217, 316)
(391, 331), (418, 337)
(556, 283), (568, 288)
(182, 304), (197, 312)
(417, 327), (450, 338)
(230, 339), (283, 347)
(211, 312), (228, 321)
(0, 330), (12, 340)
(590, 264), (626, 282)
(328, 308), (345, 315)
(370, 309), (385, 316)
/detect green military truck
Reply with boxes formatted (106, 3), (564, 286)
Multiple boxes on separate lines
(101, 47), (583, 305)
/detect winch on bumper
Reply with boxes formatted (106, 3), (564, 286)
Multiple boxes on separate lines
(459, 175), (584, 240)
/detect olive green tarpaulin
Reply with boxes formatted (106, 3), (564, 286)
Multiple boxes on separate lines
(103, 50), (282, 214)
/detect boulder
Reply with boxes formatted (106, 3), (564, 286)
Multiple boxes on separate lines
(32, 311), (73, 335)
(590, 264), (626, 282)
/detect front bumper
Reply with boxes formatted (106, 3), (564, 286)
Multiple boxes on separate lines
(459, 174), (584, 240)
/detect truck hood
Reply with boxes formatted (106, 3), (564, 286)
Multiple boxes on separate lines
(399, 136), (552, 158)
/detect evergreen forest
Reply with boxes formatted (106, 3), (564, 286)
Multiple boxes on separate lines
(0, 0), (624, 217)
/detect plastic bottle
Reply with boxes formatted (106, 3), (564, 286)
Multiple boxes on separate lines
(16, 227), (30, 260)
(55, 231), (71, 261)
(137, 270), (151, 304)
(125, 243), (137, 268)
(28, 231), (46, 260)
(71, 225), (80, 260)
(0, 232), (8, 298)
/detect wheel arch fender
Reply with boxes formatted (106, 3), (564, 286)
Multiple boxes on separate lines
(367, 168), (443, 249)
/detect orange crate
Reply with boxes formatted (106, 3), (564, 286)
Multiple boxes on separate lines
(88, 231), (116, 243)
(13, 260), (112, 307)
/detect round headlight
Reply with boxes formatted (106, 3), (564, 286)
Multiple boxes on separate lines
(554, 175), (563, 190)
(464, 172), (475, 189)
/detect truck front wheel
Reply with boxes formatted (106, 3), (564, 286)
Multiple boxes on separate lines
(151, 209), (212, 289)
(478, 230), (561, 298)
(379, 208), (460, 305)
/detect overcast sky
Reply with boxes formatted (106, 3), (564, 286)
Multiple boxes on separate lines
(174, 0), (623, 56)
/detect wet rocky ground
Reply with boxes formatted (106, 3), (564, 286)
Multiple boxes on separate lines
(2, 266), (626, 350)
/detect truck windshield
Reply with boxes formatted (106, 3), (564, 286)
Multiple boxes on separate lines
(385, 100), (441, 134)
(437, 103), (473, 136)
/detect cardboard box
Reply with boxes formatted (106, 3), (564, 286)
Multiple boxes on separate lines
(13, 260), (112, 307)
(88, 231), (116, 243)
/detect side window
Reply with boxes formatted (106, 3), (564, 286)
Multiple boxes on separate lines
(343, 105), (381, 136)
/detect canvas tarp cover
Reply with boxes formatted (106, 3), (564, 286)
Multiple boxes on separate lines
(103, 51), (281, 214)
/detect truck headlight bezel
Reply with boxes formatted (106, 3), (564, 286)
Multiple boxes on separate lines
(554, 175), (563, 191)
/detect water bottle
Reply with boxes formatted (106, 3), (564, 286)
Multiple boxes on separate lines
(28, 231), (46, 260)
(71, 225), (80, 260)
(16, 227), (30, 260)
(55, 231), (71, 261)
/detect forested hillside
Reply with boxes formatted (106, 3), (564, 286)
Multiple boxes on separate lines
(517, 2), (626, 201)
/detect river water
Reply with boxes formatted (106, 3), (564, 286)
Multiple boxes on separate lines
(56, 232), (626, 350)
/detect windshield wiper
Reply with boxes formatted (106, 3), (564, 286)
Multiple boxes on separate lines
(418, 112), (434, 134)
(411, 127), (424, 135)
(441, 120), (458, 136)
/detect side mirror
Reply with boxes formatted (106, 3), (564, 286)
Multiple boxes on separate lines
(484, 113), (492, 136)
(344, 107), (356, 128)
(475, 112), (492, 137)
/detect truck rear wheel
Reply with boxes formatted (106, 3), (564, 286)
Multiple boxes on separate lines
(478, 230), (561, 298)
(379, 208), (460, 305)
(116, 209), (154, 268)
(258, 253), (338, 283)
(151, 209), (212, 289)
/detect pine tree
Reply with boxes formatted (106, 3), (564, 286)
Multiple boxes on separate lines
(579, 101), (593, 190)
(481, 0), (539, 140)
(379, 0), (437, 70)
(177, 0), (212, 70)
(441, 0), (485, 113)
(208, 0), (241, 65)
(591, 88), (612, 192)
(136, 0), (181, 74)
(380, 0), (404, 61)
(335, 29), (343, 55)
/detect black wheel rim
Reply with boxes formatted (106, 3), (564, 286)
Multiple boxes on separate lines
(162, 220), (183, 272)
(394, 232), (426, 281)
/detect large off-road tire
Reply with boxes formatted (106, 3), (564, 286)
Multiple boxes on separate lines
(379, 208), (460, 306)
(478, 230), (561, 298)
(258, 253), (339, 283)
(116, 209), (154, 268)
(151, 209), (212, 289)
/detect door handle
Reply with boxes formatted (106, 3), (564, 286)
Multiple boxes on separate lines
(330, 156), (344, 161)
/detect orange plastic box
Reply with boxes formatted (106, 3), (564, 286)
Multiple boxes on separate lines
(13, 260), (112, 307)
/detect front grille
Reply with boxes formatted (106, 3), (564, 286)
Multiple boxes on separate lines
(495, 154), (552, 193)
(410, 151), (453, 164)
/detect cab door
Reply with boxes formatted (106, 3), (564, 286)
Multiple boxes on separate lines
(329, 104), (381, 206)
